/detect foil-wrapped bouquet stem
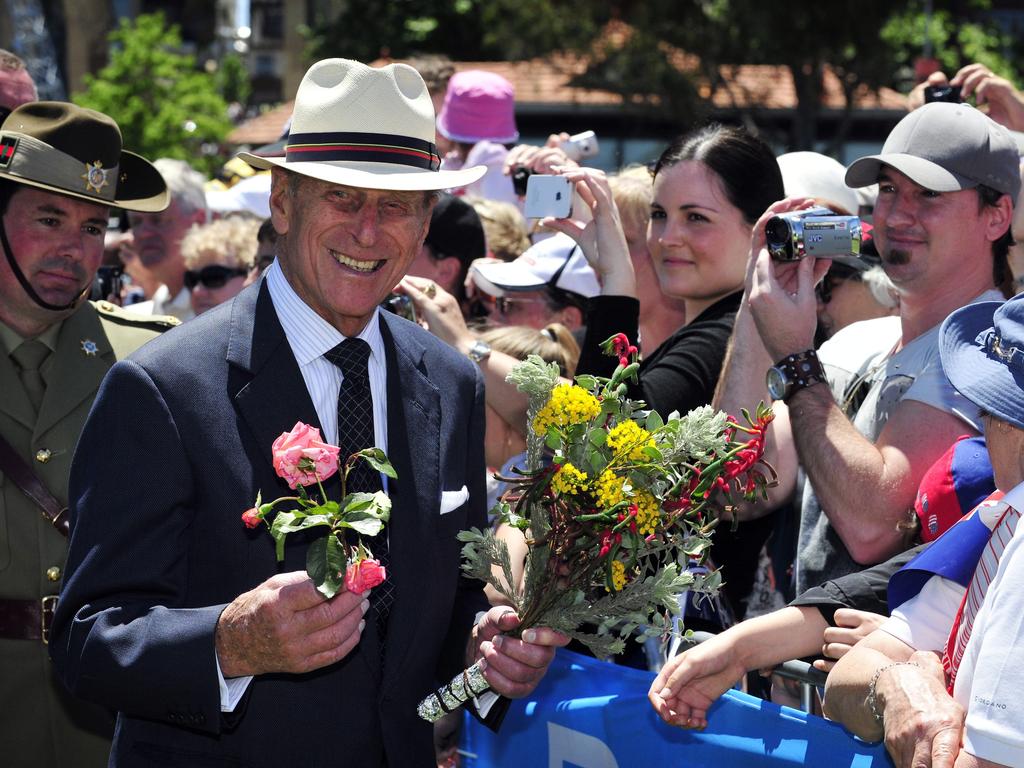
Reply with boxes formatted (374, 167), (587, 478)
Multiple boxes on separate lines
(418, 335), (775, 721)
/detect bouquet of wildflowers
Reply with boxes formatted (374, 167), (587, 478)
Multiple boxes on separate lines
(417, 335), (774, 722)
(241, 422), (396, 598)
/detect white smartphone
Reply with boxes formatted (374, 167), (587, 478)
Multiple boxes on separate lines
(523, 174), (573, 219)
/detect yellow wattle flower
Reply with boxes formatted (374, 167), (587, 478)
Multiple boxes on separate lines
(532, 383), (601, 435)
(606, 419), (654, 461)
(595, 469), (625, 510)
(608, 559), (627, 592)
(634, 490), (660, 536)
(551, 462), (590, 496)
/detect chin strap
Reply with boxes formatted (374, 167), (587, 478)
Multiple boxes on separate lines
(0, 216), (89, 312)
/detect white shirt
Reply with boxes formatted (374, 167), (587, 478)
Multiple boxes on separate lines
(264, 261), (388, 452)
(126, 284), (195, 322)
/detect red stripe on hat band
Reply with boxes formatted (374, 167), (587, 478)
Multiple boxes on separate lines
(288, 144), (434, 160)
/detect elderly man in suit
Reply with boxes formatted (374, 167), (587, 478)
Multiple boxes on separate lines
(50, 59), (565, 767)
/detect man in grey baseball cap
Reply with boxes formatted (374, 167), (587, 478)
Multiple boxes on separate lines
(714, 101), (1018, 598)
(846, 101), (1020, 203)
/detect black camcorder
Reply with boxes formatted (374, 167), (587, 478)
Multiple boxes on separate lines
(924, 84), (962, 104)
(765, 207), (864, 269)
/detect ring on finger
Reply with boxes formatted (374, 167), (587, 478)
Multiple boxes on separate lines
(423, 280), (437, 299)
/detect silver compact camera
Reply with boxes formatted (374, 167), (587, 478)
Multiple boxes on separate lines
(765, 206), (863, 268)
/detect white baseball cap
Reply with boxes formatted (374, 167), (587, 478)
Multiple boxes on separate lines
(470, 233), (600, 299)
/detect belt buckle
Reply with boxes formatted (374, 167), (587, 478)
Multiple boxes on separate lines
(41, 595), (58, 644)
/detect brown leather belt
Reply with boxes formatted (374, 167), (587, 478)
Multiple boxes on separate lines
(0, 596), (58, 643)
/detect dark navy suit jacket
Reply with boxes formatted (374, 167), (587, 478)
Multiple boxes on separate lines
(50, 280), (489, 767)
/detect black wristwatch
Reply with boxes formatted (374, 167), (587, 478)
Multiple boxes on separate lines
(766, 349), (827, 402)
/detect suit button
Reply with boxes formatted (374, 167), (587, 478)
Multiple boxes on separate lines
(35, 449), (52, 463)
(46, 566), (61, 582)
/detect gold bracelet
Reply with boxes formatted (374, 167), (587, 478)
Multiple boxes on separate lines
(867, 661), (920, 725)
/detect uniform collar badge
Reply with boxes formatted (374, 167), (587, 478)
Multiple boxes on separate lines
(82, 160), (109, 194)
(80, 339), (99, 357)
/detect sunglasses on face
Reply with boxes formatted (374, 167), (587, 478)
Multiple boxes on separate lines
(486, 294), (547, 316)
(184, 265), (248, 290)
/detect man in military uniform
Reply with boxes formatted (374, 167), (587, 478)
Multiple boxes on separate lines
(0, 101), (173, 767)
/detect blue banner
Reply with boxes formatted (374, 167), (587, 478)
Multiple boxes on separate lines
(461, 649), (893, 767)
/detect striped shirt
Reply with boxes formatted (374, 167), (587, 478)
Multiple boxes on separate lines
(944, 498), (1021, 691)
(264, 261), (388, 454)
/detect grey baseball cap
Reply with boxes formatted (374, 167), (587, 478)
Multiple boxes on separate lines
(845, 102), (1021, 203)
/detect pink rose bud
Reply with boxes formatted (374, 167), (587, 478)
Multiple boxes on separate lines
(241, 507), (262, 529)
(271, 422), (342, 489)
(345, 558), (387, 593)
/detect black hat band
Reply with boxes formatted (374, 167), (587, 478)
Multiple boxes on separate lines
(0, 132), (119, 203)
(285, 131), (441, 171)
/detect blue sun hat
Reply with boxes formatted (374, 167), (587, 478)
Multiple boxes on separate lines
(940, 294), (1024, 430)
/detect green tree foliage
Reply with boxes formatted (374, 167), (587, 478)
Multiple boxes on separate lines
(306, 0), (606, 62)
(214, 53), (252, 107)
(305, 0), (1021, 151)
(73, 13), (233, 176)
(881, 2), (1023, 87)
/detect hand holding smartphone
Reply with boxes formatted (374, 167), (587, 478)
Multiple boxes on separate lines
(523, 174), (573, 219)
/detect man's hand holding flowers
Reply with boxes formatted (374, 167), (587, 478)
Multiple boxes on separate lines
(469, 608), (569, 700)
(219, 422), (396, 678)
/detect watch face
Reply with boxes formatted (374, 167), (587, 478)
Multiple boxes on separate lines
(766, 366), (788, 401)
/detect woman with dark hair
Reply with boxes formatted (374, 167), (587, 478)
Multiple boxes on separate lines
(563, 124), (784, 416)
(548, 124), (785, 619)
(404, 125), (785, 621)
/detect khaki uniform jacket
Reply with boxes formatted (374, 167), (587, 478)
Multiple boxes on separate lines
(0, 300), (177, 768)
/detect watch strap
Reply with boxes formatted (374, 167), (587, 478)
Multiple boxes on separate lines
(775, 349), (827, 401)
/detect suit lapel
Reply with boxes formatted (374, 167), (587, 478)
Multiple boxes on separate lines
(378, 314), (442, 684)
(228, 281), (321, 476)
(34, 304), (113, 439)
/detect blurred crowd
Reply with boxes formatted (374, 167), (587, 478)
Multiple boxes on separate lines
(4, 42), (1024, 768)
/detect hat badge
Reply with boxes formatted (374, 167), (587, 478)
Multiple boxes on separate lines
(82, 160), (109, 194)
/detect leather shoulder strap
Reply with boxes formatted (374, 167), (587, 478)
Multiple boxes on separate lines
(0, 431), (68, 536)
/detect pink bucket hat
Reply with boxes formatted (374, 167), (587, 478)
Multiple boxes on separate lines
(437, 70), (519, 145)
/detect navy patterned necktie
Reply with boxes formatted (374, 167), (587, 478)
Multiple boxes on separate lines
(324, 338), (393, 650)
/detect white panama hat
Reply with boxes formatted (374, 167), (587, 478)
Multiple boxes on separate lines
(239, 58), (486, 192)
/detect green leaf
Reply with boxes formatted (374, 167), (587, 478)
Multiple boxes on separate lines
(545, 429), (561, 451)
(324, 535), (348, 595)
(360, 448), (398, 479)
(588, 428), (607, 446)
(574, 374), (598, 391)
(306, 537), (329, 595)
(346, 517), (385, 536)
(645, 410), (664, 432)
(343, 491), (391, 522)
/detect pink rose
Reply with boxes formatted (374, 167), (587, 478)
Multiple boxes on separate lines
(271, 422), (341, 489)
(345, 558), (387, 593)
(241, 507), (262, 529)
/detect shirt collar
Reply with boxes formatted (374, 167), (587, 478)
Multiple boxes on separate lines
(0, 317), (64, 355)
(264, 260), (385, 367)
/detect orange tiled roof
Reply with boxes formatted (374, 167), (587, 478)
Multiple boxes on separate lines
(228, 36), (906, 145)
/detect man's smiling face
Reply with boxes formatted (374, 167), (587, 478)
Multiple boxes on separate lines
(270, 168), (435, 336)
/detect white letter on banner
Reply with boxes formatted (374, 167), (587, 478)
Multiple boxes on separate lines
(547, 722), (619, 768)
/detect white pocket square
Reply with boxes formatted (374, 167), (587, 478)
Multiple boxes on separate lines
(440, 486), (469, 515)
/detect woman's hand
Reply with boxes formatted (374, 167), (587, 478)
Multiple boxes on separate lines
(648, 633), (746, 731)
(542, 167), (637, 298)
(396, 276), (475, 354)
